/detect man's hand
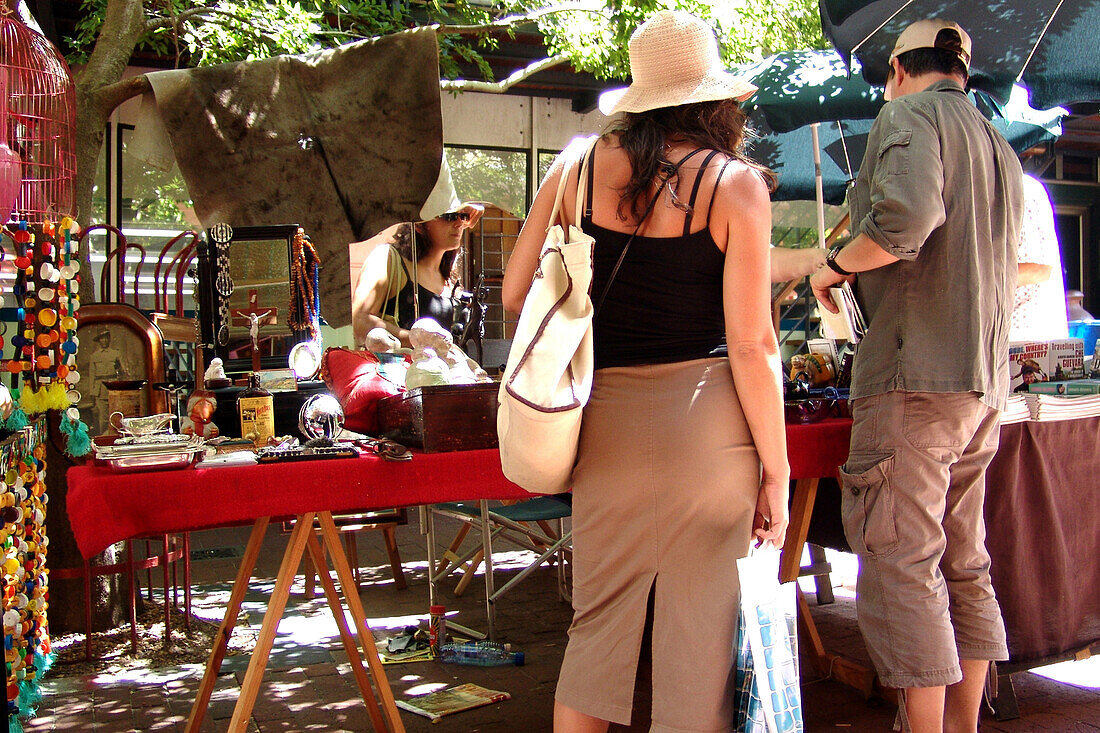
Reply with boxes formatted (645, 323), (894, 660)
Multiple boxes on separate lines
(809, 266), (852, 313)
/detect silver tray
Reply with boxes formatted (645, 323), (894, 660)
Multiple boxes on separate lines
(95, 434), (205, 458)
(97, 449), (202, 473)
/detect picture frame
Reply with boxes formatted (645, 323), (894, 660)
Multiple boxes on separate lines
(75, 303), (169, 437)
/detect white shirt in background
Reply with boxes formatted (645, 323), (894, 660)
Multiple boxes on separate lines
(1010, 174), (1069, 342)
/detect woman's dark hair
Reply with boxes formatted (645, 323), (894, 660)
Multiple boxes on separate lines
(392, 222), (461, 284)
(608, 98), (776, 222)
(895, 29), (969, 82)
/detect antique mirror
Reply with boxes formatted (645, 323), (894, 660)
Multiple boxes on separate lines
(200, 223), (310, 375)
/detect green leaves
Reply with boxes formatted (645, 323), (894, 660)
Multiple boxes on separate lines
(66, 1), (827, 81)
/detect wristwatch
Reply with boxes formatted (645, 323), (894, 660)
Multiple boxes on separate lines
(825, 246), (852, 277)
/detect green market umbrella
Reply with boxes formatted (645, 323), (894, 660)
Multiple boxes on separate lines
(738, 49), (886, 246)
(740, 49), (884, 134)
(750, 83), (1063, 205)
(819, 0), (1100, 109)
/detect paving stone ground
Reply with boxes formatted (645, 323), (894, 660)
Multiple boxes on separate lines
(23, 515), (1100, 732)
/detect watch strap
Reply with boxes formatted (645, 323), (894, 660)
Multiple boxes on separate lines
(825, 247), (852, 277)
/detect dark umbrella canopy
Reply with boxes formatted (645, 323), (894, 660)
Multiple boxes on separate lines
(748, 84), (1062, 203)
(819, 0), (1100, 109)
(740, 49), (884, 133)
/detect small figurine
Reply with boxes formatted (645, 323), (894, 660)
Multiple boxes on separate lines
(180, 389), (220, 438)
(205, 357), (227, 382)
(0, 384), (12, 421)
(248, 310), (273, 351)
(203, 357), (232, 389)
(407, 317), (491, 386)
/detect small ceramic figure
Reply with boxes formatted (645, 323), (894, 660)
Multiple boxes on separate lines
(248, 310), (273, 351)
(205, 358), (227, 383)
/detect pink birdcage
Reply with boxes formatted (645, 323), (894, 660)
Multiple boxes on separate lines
(0, 9), (77, 224)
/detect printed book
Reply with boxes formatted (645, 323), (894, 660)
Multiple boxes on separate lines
(396, 683), (510, 721)
(819, 283), (866, 343)
(1028, 379), (1100, 396)
(1009, 338), (1086, 391)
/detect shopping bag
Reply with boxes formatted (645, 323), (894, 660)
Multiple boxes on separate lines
(497, 136), (596, 495)
(734, 547), (803, 733)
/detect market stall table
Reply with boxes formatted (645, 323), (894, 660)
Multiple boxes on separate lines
(67, 449), (531, 733)
(781, 414), (1100, 717)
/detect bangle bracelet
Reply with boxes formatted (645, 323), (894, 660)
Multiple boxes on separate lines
(825, 247), (852, 276)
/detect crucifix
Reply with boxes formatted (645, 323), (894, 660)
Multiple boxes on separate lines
(231, 290), (279, 372)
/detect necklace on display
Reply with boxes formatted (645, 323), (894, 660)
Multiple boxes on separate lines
(209, 223), (235, 346)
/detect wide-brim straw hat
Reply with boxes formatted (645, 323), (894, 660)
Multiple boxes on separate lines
(598, 10), (757, 116)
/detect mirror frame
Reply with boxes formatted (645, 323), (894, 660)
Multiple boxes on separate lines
(198, 224), (310, 376)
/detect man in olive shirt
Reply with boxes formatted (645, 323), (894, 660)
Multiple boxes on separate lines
(810, 19), (1023, 733)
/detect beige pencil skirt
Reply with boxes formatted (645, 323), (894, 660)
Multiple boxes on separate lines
(555, 357), (759, 732)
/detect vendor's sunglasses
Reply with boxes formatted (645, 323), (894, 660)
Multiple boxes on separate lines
(439, 211), (471, 222)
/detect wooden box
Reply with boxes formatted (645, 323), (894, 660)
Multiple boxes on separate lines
(376, 383), (499, 452)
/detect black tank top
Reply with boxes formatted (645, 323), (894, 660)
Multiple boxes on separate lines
(381, 250), (454, 329)
(583, 149), (734, 370)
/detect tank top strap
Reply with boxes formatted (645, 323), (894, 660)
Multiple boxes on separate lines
(584, 146), (707, 224)
(682, 149), (724, 237)
(705, 157), (736, 228)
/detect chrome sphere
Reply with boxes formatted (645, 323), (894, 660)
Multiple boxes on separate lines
(298, 393), (345, 440)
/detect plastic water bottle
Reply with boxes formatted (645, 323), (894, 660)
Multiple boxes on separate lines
(438, 640), (525, 667)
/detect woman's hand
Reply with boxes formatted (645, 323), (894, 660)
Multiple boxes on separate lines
(752, 467), (790, 549)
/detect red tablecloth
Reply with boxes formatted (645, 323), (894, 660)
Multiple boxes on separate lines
(786, 418), (851, 480)
(67, 449), (530, 560)
(69, 420), (854, 562)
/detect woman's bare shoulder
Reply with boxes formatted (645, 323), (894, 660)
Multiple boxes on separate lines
(714, 159), (770, 201)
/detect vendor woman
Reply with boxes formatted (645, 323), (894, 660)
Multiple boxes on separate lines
(352, 195), (483, 348)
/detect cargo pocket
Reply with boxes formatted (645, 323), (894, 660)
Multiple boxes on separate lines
(838, 452), (898, 557)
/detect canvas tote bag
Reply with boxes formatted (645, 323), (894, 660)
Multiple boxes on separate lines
(497, 137), (597, 495)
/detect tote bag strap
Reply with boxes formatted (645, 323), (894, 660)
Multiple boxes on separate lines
(546, 135), (598, 234)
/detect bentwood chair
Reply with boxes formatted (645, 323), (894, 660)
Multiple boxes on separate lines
(430, 494), (572, 639)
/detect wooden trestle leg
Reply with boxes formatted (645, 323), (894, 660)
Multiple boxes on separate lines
(184, 513), (405, 733)
(185, 518), (269, 732)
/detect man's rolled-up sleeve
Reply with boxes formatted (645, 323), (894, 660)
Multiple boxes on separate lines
(859, 105), (946, 261)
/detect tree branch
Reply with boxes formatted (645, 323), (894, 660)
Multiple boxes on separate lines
(436, 2), (608, 35)
(94, 75), (152, 114)
(144, 5), (240, 32)
(441, 54), (567, 93)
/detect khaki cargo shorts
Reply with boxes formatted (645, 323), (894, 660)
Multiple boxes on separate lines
(840, 390), (1008, 689)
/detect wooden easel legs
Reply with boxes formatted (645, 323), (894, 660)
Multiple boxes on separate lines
(185, 513), (405, 733)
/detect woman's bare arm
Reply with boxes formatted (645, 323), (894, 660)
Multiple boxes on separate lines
(351, 244), (409, 346)
(717, 165), (790, 547)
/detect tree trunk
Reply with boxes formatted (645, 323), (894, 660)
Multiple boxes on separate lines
(43, 412), (132, 635)
(50, 0), (152, 634)
(73, 0), (151, 305)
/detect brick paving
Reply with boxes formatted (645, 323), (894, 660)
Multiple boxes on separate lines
(22, 516), (1100, 732)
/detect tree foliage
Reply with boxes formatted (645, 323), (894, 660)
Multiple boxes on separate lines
(66, 1), (825, 81)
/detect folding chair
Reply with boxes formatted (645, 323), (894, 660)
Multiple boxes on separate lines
(430, 494), (572, 639)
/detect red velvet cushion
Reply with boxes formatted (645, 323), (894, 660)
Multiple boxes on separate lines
(321, 348), (406, 433)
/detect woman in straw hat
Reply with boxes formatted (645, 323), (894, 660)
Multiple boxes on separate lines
(502, 10), (789, 731)
(352, 158), (484, 347)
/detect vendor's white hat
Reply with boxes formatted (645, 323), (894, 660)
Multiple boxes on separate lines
(418, 152), (485, 226)
(598, 11), (757, 116)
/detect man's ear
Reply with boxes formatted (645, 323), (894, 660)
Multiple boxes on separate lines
(892, 58), (907, 87)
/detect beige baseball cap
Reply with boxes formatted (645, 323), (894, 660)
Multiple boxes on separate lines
(889, 18), (972, 71)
